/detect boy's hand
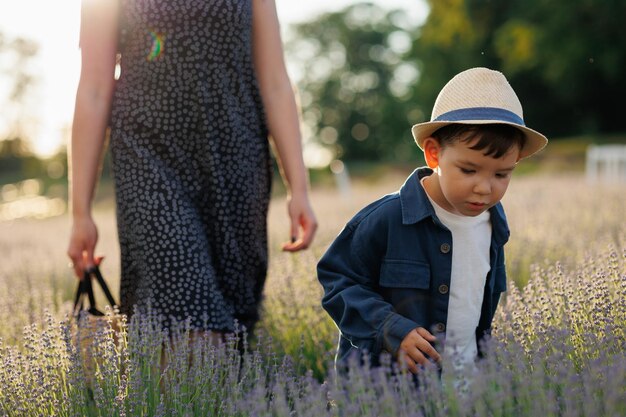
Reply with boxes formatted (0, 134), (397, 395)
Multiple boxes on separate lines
(397, 327), (441, 374)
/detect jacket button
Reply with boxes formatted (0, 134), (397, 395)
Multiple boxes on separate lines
(438, 284), (449, 294)
(440, 243), (451, 253)
(435, 323), (446, 333)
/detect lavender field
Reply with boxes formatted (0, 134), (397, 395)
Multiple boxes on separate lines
(0, 172), (624, 416)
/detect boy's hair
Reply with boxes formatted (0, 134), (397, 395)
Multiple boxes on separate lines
(431, 123), (526, 159)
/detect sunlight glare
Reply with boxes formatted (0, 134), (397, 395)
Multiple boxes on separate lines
(32, 127), (64, 159)
(303, 142), (334, 169)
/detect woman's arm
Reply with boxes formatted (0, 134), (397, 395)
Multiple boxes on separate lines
(67, 0), (119, 277)
(252, 0), (317, 251)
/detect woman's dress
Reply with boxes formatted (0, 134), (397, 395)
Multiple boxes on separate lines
(110, 0), (272, 332)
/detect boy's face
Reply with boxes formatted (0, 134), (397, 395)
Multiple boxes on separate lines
(423, 134), (520, 217)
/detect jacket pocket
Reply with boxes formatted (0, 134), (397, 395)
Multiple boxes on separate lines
(379, 259), (430, 289)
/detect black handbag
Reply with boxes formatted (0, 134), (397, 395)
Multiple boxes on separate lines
(73, 265), (119, 317)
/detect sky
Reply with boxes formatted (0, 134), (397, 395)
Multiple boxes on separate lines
(0, 0), (427, 158)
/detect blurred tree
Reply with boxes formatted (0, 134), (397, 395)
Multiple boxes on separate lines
(0, 137), (30, 158)
(413, 0), (626, 138)
(0, 33), (43, 184)
(286, 3), (424, 163)
(0, 33), (39, 152)
(0, 137), (43, 183)
(507, 0), (626, 136)
(287, 0), (625, 164)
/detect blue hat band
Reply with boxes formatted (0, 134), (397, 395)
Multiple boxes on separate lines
(433, 107), (525, 126)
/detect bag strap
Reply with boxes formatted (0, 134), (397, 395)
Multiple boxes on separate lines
(73, 275), (88, 313)
(88, 266), (118, 308)
(73, 266), (119, 318)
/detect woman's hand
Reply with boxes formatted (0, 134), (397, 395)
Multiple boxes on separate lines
(282, 193), (317, 252)
(67, 216), (99, 279)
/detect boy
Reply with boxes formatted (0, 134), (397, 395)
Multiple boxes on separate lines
(317, 67), (547, 374)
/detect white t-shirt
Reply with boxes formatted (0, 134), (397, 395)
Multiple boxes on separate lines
(421, 179), (492, 369)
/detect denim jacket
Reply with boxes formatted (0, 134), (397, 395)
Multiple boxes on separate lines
(317, 167), (509, 366)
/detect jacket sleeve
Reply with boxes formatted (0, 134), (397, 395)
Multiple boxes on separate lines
(317, 216), (420, 361)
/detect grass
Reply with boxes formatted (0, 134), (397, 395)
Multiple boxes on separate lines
(0, 171), (624, 416)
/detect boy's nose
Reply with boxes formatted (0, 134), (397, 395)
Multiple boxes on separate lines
(473, 179), (491, 195)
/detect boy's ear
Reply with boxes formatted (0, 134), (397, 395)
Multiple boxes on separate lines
(423, 137), (441, 169)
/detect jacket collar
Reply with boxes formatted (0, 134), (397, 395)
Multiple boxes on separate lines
(399, 167), (510, 246)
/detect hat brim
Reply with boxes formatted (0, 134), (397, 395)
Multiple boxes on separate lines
(411, 120), (548, 159)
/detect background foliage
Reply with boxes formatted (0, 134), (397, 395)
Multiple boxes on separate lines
(287, 0), (626, 163)
(1, 0), (625, 185)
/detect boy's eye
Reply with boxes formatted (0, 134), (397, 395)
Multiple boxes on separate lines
(496, 172), (510, 179)
(460, 168), (475, 174)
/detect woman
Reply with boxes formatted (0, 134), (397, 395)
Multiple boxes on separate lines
(67, 0), (317, 337)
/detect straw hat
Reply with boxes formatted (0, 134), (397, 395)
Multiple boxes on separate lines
(411, 67), (548, 159)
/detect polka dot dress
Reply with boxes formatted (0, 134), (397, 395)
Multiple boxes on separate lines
(109, 0), (272, 333)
